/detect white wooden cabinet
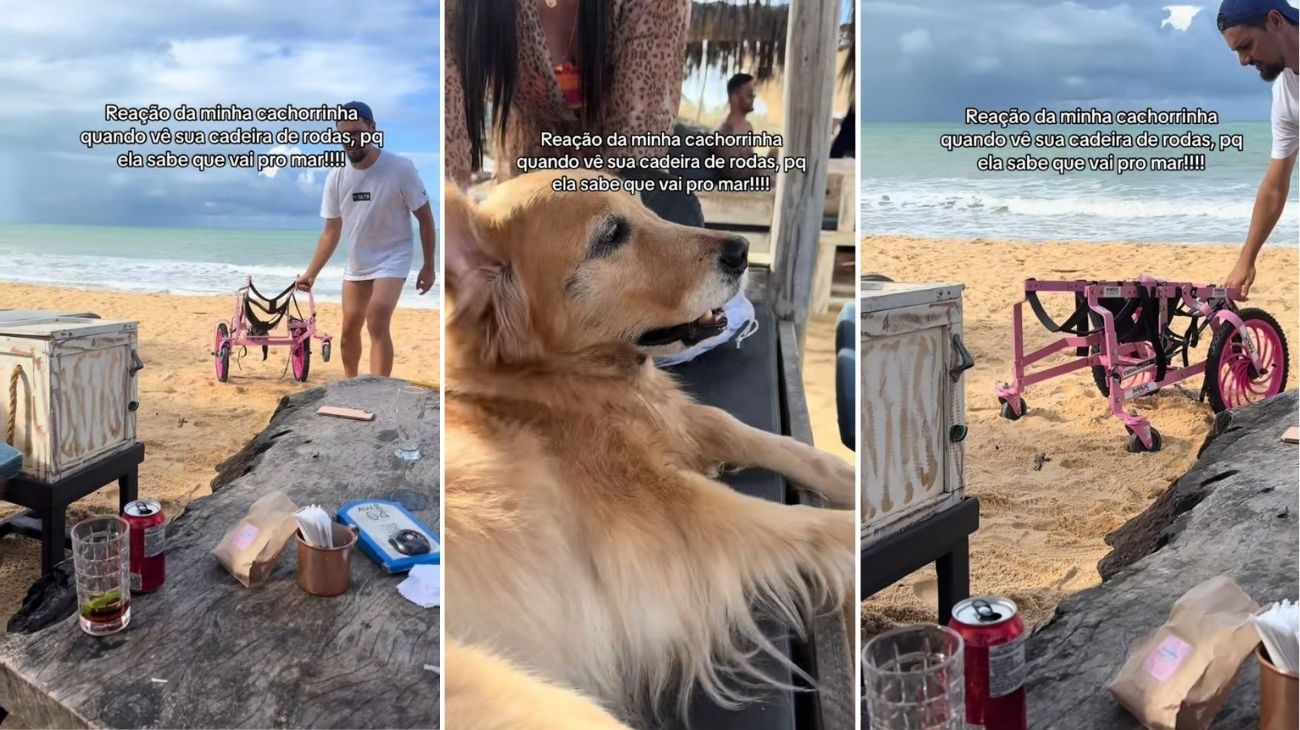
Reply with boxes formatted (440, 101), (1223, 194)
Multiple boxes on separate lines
(860, 281), (970, 546)
(0, 315), (141, 482)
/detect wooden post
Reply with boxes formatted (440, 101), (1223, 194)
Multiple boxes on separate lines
(768, 0), (839, 345)
(695, 51), (708, 123)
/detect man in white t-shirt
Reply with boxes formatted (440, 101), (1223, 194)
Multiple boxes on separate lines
(1217, 0), (1298, 298)
(297, 101), (436, 377)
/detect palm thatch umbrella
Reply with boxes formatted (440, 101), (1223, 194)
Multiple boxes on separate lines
(687, 1), (856, 87)
(687, 1), (787, 81)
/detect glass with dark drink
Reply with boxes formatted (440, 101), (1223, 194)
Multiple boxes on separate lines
(71, 516), (132, 636)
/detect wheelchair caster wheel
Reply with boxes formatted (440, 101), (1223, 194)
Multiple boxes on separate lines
(999, 398), (1027, 421)
(1126, 427), (1163, 453)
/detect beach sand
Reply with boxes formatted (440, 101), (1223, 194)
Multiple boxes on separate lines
(805, 310), (855, 464)
(860, 236), (1298, 634)
(0, 285), (440, 626)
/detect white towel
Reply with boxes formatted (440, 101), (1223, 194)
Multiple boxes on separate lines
(653, 291), (758, 368)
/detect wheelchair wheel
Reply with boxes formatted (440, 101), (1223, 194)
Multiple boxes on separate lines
(291, 338), (311, 382)
(1091, 342), (1158, 398)
(1126, 427), (1163, 453)
(1205, 308), (1289, 412)
(214, 323), (230, 383)
(998, 397), (1027, 421)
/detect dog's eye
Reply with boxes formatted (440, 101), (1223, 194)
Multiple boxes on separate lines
(590, 216), (631, 258)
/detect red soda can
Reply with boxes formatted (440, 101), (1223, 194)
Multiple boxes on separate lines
(123, 500), (166, 593)
(950, 596), (1027, 730)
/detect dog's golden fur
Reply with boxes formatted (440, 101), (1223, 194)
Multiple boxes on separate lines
(445, 642), (632, 729)
(443, 171), (855, 727)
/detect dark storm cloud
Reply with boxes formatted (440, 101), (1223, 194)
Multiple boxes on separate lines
(862, 0), (1288, 122)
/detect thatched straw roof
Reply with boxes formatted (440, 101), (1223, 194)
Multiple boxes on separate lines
(687, 1), (856, 84)
(687, 2), (786, 81)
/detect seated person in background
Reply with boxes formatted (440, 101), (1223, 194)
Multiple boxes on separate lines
(830, 103), (855, 159)
(712, 72), (777, 180)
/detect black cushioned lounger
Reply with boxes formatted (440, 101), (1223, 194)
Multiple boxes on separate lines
(668, 303), (799, 730)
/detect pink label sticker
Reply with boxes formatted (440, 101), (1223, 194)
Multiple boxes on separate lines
(231, 523), (261, 550)
(1145, 635), (1192, 682)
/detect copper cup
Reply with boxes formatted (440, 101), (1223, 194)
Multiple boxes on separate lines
(295, 523), (358, 597)
(1258, 644), (1299, 730)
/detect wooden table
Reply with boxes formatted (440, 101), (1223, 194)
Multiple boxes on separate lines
(0, 376), (439, 729)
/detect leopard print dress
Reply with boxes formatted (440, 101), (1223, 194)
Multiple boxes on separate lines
(444, 0), (690, 187)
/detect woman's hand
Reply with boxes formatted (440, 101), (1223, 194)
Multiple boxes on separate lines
(295, 271), (316, 291)
(416, 262), (436, 294)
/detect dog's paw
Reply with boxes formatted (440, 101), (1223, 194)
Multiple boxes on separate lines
(806, 509), (856, 603)
(822, 508), (856, 553)
(826, 457), (855, 507)
(804, 453), (855, 509)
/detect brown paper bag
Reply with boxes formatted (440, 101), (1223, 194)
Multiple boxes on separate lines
(212, 490), (300, 588)
(1109, 575), (1261, 730)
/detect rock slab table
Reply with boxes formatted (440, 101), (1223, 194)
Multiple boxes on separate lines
(1025, 391), (1299, 729)
(0, 376), (440, 729)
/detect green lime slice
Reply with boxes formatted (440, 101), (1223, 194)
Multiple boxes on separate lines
(80, 590), (123, 617)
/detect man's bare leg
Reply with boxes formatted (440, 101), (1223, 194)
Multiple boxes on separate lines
(341, 279), (373, 378)
(365, 277), (404, 376)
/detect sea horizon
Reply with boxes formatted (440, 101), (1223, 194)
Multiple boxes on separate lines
(0, 222), (442, 308)
(860, 121), (1300, 245)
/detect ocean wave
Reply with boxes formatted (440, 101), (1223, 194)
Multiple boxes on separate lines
(860, 184), (1298, 244)
(0, 251), (440, 308)
(863, 189), (1257, 221)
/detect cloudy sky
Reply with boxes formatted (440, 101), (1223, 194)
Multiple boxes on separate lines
(0, 0), (440, 229)
(862, 0), (1296, 123)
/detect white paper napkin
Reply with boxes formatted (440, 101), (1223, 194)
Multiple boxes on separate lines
(1255, 599), (1299, 673)
(398, 564), (440, 608)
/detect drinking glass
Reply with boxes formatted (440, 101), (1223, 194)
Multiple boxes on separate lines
(71, 516), (132, 636)
(393, 385), (427, 461)
(862, 624), (965, 730)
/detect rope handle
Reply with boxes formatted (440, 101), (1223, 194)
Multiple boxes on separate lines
(7, 364), (23, 446)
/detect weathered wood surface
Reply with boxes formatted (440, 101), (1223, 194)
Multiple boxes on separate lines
(0, 318), (140, 483)
(1025, 391), (1299, 729)
(778, 320), (855, 730)
(859, 293), (966, 540)
(769, 0), (839, 338)
(0, 376), (439, 729)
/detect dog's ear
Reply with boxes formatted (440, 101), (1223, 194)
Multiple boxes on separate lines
(443, 185), (535, 364)
(444, 186), (498, 295)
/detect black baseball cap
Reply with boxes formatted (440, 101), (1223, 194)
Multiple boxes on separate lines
(1217, 0), (1299, 29)
(341, 100), (374, 124)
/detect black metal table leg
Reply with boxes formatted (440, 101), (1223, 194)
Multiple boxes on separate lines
(41, 506), (66, 575)
(861, 498), (980, 624)
(936, 536), (971, 624)
(118, 466), (139, 510)
(0, 444), (145, 576)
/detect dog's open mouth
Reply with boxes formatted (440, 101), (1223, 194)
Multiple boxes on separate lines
(636, 308), (727, 347)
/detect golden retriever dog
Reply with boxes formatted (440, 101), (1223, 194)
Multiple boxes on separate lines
(443, 171), (855, 728)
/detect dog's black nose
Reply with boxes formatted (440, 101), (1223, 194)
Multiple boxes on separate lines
(718, 236), (749, 275)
